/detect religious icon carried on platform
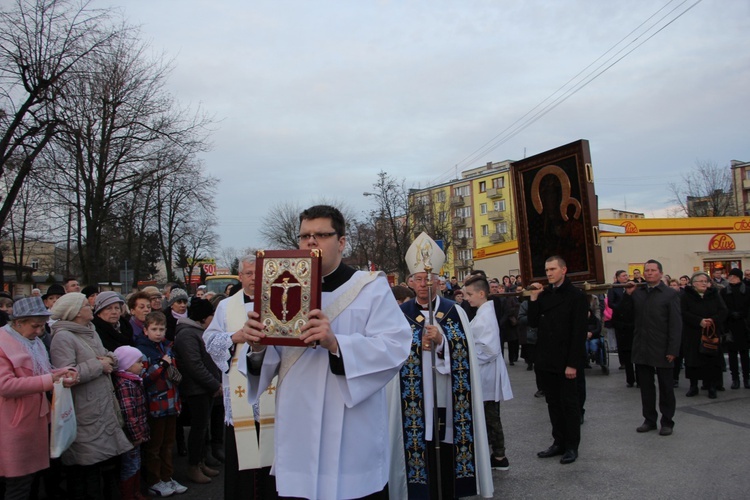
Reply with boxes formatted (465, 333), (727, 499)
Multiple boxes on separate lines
(254, 249), (322, 346)
(511, 139), (604, 285)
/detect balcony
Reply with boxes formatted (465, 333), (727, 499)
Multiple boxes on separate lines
(450, 195), (465, 206)
(487, 187), (504, 199)
(488, 210), (504, 221)
(456, 259), (474, 269)
(489, 232), (505, 244)
(453, 217), (465, 227)
(454, 237), (474, 248)
(744, 179), (750, 190)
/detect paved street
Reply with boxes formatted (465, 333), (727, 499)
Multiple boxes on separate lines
(174, 355), (750, 500)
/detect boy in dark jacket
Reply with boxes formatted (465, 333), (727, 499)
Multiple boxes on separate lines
(135, 311), (186, 497)
(113, 345), (150, 500)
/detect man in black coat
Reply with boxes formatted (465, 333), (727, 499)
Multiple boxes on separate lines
(621, 259), (681, 436)
(527, 256), (588, 465)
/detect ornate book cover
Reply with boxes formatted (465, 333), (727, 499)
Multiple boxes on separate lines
(253, 249), (322, 346)
(511, 139), (604, 285)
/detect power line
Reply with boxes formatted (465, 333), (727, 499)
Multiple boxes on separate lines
(430, 0), (703, 186)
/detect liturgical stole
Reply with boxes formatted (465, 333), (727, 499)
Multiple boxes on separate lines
(226, 292), (275, 470)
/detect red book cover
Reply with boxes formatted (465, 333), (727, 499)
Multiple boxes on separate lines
(253, 249), (322, 346)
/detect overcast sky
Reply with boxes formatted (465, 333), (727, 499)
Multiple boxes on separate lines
(100, 0), (750, 253)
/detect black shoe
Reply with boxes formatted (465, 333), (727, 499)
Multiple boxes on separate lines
(509, 361), (515, 366)
(700, 385), (707, 390)
(619, 365), (625, 370)
(659, 426), (673, 436)
(685, 386), (698, 397)
(717, 386), (725, 391)
(626, 383), (634, 388)
(537, 445), (564, 458)
(636, 422), (657, 433)
(560, 450), (578, 464)
(708, 388), (717, 399)
(731, 379), (740, 390)
(534, 390), (545, 398)
(490, 456), (510, 470)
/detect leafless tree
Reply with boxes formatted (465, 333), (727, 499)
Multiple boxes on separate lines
(0, 0), (118, 287)
(361, 171), (412, 280)
(668, 160), (737, 217)
(43, 29), (212, 282)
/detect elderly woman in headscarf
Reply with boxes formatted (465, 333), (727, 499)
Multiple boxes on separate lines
(0, 298), (78, 498)
(92, 292), (134, 352)
(49, 293), (133, 499)
(681, 271), (728, 399)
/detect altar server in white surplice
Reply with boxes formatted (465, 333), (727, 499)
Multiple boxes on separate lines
(203, 254), (277, 499)
(240, 205), (412, 500)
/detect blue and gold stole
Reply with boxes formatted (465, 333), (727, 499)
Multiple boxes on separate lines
(398, 298), (477, 499)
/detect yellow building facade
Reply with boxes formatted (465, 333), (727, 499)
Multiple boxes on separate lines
(409, 160), (517, 280)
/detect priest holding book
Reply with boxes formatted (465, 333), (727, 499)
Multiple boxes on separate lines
(241, 205), (412, 500)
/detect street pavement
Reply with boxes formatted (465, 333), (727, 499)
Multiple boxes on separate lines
(173, 355), (750, 500)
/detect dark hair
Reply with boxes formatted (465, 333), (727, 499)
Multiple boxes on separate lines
(645, 259), (663, 273)
(144, 310), (166, 328)
(391, 285), (415, 303)
(299, 205), (346, 237)
(470, 269), (486, 277)
(546, 255), (567, 267)
(464, 275), (490, 295)
(63, 277), (78, 285)
(615, 269), (627, 279)
(188, 298), (215, 322)
(127, 291), (152, 310)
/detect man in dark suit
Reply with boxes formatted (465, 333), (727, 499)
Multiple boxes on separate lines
(621, 259), (681, 436)
(527, 256), (588, 465)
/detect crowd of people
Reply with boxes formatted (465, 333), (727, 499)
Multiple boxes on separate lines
(1, 206), (748, 499)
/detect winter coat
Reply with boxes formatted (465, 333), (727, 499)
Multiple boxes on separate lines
(608, 286), (634, 353)
(113, 371), (150, 444)
(0, 327), (68, 477)
(681, 286), (728, 369)
(620, 282), (682, 368)
(172, 318), (221, 398)
(527, 278), (588, 374)
(49, 321), (133, 466)
(135, 335), (181, 418)
(720, 282), (750, 351)
(92, 316), (134, 353)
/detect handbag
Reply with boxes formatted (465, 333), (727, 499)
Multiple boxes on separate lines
(698, 319), (720, 356)
(167, 364), (182, 384)
(50, 379), (77, 458)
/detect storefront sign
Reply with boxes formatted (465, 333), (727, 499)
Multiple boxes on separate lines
(708, 233), (736, 251)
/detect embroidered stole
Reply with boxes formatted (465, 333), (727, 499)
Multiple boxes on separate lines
(399, 301), (477, 499)
(278, 271), (383, 385)
(226, 292), (275, 470)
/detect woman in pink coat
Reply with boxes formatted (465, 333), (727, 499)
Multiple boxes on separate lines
(0, 297), (78, 498)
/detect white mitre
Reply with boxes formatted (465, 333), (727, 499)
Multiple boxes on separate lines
(406, 232), (446, 275)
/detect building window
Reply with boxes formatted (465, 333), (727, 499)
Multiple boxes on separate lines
(455, 206), (472, 218)
(436, 191), (446, 202)
(492, 177), (505, 189)
(30, 258), (39, 270)
(479, 181), (486, 193)
(494, 199), (506, 212)
(481, 224), (489, 236)
(454, 186), (469, 197)
(456, 228), (473, 239)
(459, 249), (472, 260)
(480, 203), (487, 215)
(496, 222), (508, 234)
(438, 211), (447, 223)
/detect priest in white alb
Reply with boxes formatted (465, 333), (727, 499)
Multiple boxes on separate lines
(240, 205), (412, 500)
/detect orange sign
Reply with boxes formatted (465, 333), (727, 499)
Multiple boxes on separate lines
(621, 221), (639, 234)
(708, 233), (736, 251)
